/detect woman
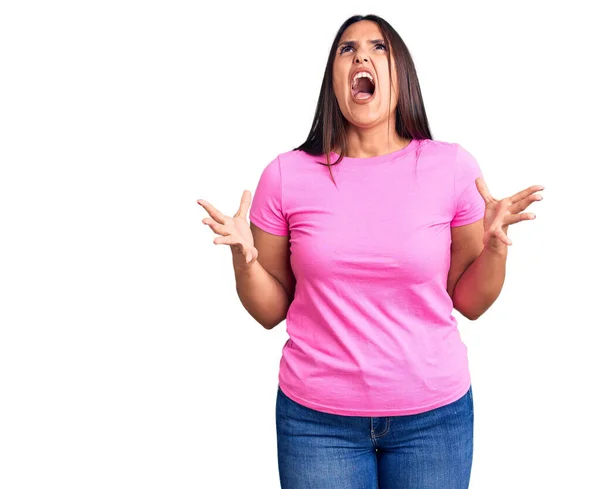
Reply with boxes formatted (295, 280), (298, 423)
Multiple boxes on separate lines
(198, 14), (543, 489)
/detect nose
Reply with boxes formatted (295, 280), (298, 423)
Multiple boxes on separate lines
(354, 51), (369, 63)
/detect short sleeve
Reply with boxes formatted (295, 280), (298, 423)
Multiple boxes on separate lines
(249, 155), (289, 236)
(451, 144), (486, 227)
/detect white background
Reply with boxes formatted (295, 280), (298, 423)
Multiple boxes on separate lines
(1, 0), (598, 487)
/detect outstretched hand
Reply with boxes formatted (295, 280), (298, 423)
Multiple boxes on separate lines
(197, 190), (258, 264)
(475, 177), (544, 249)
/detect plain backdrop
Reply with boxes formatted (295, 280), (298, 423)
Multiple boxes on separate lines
(1, 0), (598, 488)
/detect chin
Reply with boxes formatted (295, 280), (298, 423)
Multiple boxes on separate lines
(345, 111), (383, 128)
(350, 119), (380, 128)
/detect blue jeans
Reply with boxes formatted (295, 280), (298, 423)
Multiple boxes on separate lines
(276, 385), (474, 488)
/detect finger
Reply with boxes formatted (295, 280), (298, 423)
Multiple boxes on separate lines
(197, 199), (228, 224)
(234, 190), (252, 219)
(509, 193), (543, 213)
(504, 212), (536, 225)
(509, 185), (544, 204)
(493, 228), (512, 246)
(213, 235), (250, 258)
(475, 177), (495, 204)
(202, 217), (229, 235)
(213, 235), (237, 245)
(490, 210), (508, 233)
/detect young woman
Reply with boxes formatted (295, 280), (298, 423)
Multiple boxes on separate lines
(198, 14), (543, 489)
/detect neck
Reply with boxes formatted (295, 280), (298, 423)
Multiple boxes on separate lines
(340, 122), (411, 158)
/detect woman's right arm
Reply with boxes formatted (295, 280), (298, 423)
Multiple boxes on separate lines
(198, 191), (295, 331)
(233, 223), (295, 330)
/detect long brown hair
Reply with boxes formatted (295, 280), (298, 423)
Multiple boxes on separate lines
(294, 14), (433, 184)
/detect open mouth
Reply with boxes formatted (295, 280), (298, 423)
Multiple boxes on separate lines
(351, 72), (376, 100)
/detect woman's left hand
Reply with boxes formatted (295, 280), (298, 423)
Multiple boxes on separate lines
(475, 177), (544, 249)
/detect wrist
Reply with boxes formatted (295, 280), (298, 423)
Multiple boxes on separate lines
(484, 239), (508, 256)
(231, 247), (257, 269)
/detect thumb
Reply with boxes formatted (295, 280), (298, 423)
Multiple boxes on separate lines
(235, 190), (252, 218)
(475, 177), (495, 204)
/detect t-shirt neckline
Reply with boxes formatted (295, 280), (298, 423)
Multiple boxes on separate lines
(329, 138), (421, 165)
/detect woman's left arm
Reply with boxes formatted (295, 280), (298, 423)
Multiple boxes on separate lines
(447, 179), (544, 320)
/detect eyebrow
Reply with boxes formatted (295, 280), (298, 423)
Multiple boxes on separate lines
(337, 39), (385, 48)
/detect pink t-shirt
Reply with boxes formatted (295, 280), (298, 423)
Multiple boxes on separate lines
(249, 138), (485, 416)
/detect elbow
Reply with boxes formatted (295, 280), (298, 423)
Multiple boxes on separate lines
(259, 310), (289, 331)
(452, 291), (490, 321)
(264, 299), (292, 330)
(453, 301), (483, 321)
(261, 320), (279, 331)
(254, 315), (279, 330)
(461, 305), (487, 321)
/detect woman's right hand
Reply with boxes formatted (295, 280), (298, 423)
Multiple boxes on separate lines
(197, 190), (258, 265)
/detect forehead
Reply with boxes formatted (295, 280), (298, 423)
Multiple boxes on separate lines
(340, 20), (383, 41)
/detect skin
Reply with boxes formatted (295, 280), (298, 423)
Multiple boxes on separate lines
(197, 20), (544, 326)
(332, 20), (411, 157)
(448, 181), (543, 320)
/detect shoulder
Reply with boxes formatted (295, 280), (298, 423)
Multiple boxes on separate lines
(276, 148), (319, 167)
(421, 139), (480, 170)
(418, 138), (461, 156)
(259, 149), (322, 177)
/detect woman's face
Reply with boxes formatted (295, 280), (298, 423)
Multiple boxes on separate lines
(332, 20), (398, 129)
